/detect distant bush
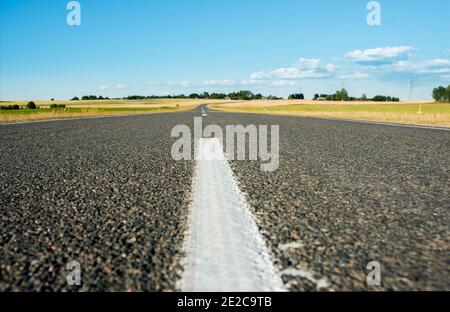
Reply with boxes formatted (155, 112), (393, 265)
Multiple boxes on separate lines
(82, 95), (100, 100)
(49, 104), (66, 109)
(71, 97), (79, 101)
(288, 93), (305, 100)
(432, 85), (450, 102)
(0, 105), (20, 110)
(26, 101), (37, 109)
(372, 95), (400, 102)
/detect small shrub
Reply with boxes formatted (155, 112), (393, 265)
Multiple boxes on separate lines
(26, 101), (37, 109)
(0, 105), (20, 110)
(49, 104), (66, 109)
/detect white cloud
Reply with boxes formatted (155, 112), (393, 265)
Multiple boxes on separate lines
(270, 80), (298, 87)
(240, 79), (267, 86)
(98, 83), (126, 91)
(250, 58), (335, 79)
(345, 46), (414, 65)
(428, 58), (450, 66)
(383, 58), (450, 75)
(326, 63), (336, 72)
(295, 58), (321, 69)
(168, 81), (191, 88)
(201, 79), (236, 86)
(250, 71), (270, 79)
(421, 59), (450, 74)
(338, 72), (369, 79)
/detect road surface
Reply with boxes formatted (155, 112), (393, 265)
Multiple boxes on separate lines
(0, 106), (448, 291)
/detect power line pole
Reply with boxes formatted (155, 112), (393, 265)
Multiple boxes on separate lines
(408, 77), (414, 101)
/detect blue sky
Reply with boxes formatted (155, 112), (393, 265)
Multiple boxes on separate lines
(1, 0), (449, 100)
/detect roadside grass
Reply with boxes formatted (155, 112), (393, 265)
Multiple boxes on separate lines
(0, 106), (186, 123)
(210, 102), (450, 127)
(0, 98), (229, 108)
(0, 98), (233, 123)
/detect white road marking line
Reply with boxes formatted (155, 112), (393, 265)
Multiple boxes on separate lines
(280, 268), (330, 290)
(278, 242), (331, 290)
(180, 138), (286, 292)
(279, 241), (305, 251)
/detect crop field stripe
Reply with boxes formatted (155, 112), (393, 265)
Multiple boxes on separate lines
(209, 107), (450, 131)
(310, 116), (450, 131)
(0, 113), (149, 126)
(180, 138), (286, 292)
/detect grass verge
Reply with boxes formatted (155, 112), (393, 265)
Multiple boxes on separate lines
(0, 106), (190, 124)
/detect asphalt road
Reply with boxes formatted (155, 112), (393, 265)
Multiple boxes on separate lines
(1, 106), (449, 291)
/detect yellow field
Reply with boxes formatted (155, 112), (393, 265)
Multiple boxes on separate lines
(0, 98), (227, 108)
(210, 100), (450, 127)
(0, 99), (229, 123)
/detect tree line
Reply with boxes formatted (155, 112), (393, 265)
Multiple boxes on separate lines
(71, 91), (282, 101)
(71, 86), (450, 103)
(288, 89), (399, 102)
(312, 89), (400, 102)
(432, 85), (450, 102)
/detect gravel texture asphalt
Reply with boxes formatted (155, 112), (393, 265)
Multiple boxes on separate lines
(1, 106), (449, 291)
(205, 107), (449, 291)
(0, 113), (195, 291)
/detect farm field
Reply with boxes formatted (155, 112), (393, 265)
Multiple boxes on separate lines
(0, 99), (229, 123)
(210, 101), (450, 127)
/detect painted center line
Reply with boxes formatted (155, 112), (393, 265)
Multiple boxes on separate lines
(180, 138), (286, 292)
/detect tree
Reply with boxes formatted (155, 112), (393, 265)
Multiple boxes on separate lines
(26, 101), (37, 109)
(432, 86), (448, 102)
(335, 88), (349, 101)
(71, 97), (80, 101)
(227, 90), (254, 100)
(81, 95), (99, 100)
(288, 93), (305, 100)
(210, 93), (226, 99)
(433, 85), (450, 102)
(313, 94), (319, 100)
(372, 95), (387, 102)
